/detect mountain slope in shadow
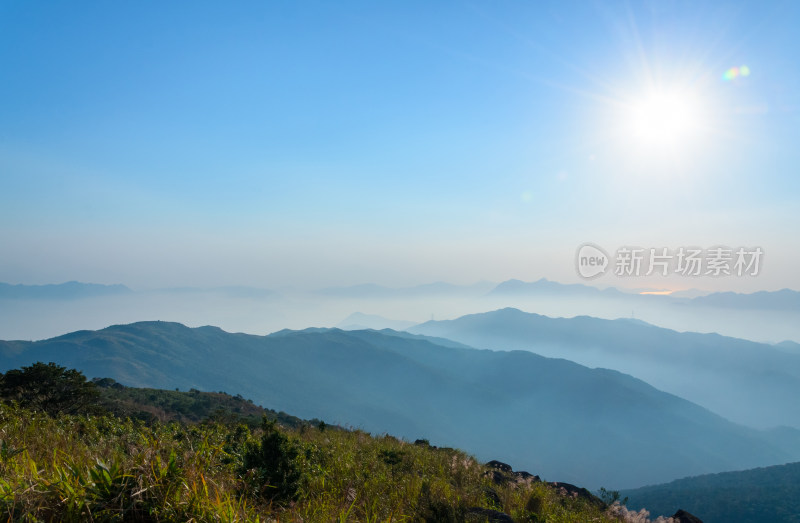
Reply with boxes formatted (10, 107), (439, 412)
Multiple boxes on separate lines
(408, 308), (800, 429)
(622, 461), (800, 523)
(1, 320), (796, 489)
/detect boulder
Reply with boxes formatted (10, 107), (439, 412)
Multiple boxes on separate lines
(513, 470), (540, 482)
(672, 509), (703, 523)
(486, 470), (509, 485)
(486, 460), (513, 473)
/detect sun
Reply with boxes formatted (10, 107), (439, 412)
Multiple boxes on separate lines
(603, 83), (713, 181)
(624, 90), (704, 150)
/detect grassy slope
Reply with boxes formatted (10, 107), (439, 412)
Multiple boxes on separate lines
(0, 399), (615, 522)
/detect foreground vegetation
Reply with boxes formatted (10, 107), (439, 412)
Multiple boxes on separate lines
(0, 405), (625, 522)
(93, 377), (313, 429)
(0, 363), (660, 522)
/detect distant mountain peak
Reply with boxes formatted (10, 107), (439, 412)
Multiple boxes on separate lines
(690, 288), (800, 310)
(336, 312), (417, 331)
(0, 281), (132, 300)
(488, 278), (616, 297)
(409, 307), (800, 431)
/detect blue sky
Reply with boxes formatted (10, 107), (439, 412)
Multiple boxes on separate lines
(1, 1), (798, 291)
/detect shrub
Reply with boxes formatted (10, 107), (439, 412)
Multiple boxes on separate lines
(239, 415), (301, 504)
(0, 362), (100, 416)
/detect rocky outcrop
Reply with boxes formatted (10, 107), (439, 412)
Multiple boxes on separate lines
(549, 481), (605, 508)
(486, 460), (513, 473)
(484, 460), (541, 486)
(671, 509), (703, 523)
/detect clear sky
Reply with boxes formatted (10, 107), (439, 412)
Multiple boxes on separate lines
(1, 1), (798, 291)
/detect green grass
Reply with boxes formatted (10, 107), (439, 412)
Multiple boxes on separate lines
(0, 402), (616, 522)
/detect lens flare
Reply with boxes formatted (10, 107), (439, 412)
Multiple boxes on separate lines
(723, 65), (751, 81)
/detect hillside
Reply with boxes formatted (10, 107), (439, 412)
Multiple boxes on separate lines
(0, 366), (705, 522)
(622, 461), (800, 523)
(1, 321), (797, 489)
(93, 377), (312, 428)
(408, 308), (800, 429)
(0, 400), (619, 522)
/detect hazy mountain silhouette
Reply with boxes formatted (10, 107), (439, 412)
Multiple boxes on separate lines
(487, 278), (625, 298)
(3, 279), (799, 344)
(1, 321), (797, 489)
(156, 286), (278, 299)
(775, 340), (800, 354)
(318, 281), (495, 299)
(0, 281), (132, 300)
(408, 308), (800, 429)
(487, 279), (800, 313)
(688, 288), (800, 310)
(336, 312), (417, 331)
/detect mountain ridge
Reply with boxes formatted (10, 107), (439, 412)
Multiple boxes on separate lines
(0, 281), (132, 300)
(408, 307), (800, 429)
(1, 319), (797, 489)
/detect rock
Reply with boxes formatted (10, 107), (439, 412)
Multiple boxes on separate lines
(671, 509), (703, 523)
(513, 470), (540, 482)
(549, 482), (605, 508)
(485, 470), (509, 485)
(486, 460), (513, 473)
(466, 507), (515, 522)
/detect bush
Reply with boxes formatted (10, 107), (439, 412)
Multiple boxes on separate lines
(0, 362), (100, 416)
(239, 415), (301, 504)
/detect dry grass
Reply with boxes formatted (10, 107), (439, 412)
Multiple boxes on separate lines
(0, 403), (618, 522)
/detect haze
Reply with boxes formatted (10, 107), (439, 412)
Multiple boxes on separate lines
(1, 1), (799, 295)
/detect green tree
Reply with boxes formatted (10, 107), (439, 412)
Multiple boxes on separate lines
(597, 487), (628, 507)
(0, 362), (100, 416)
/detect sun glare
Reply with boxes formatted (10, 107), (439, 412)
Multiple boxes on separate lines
(625, 90), (703, 150)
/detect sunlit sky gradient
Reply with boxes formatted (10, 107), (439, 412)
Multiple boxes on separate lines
(1, 1), (799, 291)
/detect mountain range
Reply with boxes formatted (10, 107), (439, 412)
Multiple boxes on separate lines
(486, 278), (800, 311)
(3, 280), (800, 344)
(408, 308), (800, 429)
(0, 281), (132, 300)
(1, 320), (798, 489)
(6, 279), (798, 312)
(336, 312), (417, 331)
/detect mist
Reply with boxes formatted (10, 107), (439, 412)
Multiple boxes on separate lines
(2, 281), (798, 345)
